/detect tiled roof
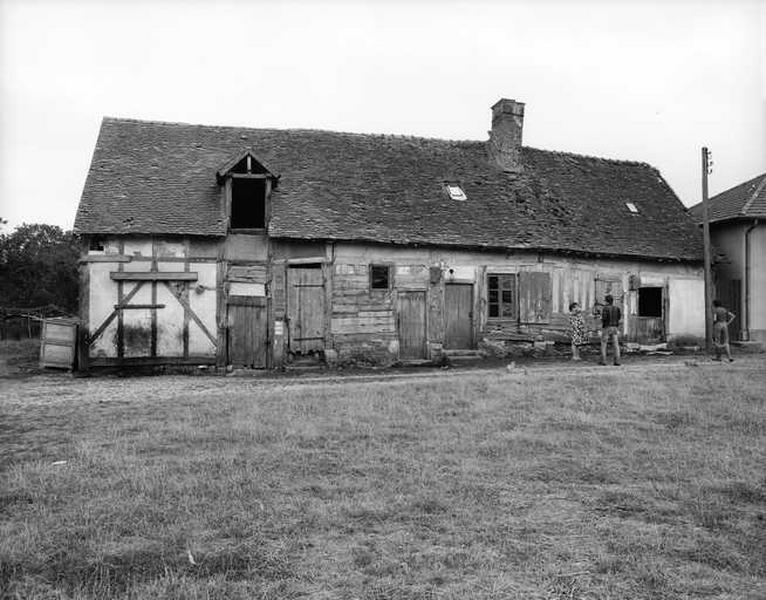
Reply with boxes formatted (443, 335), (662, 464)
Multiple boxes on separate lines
(688, 172), (766, 224)
(75, 117), (703, 262)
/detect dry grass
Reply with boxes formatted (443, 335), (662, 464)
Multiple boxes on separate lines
(1, 359), (765, 599)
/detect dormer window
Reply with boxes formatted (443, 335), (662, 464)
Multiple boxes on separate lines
(446, 184), (467, 201)
(231, 178), (266, 229)
(217, 150), (279, 232)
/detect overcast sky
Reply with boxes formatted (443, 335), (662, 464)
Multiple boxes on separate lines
(1, 0), (764, 231)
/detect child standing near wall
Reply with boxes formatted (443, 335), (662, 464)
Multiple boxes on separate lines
(568, 302), (586, 361)
(712, 299), (736, 362)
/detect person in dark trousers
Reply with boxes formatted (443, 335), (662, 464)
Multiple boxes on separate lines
(599, 294), (621, 366)
(711, 299), (736, 362)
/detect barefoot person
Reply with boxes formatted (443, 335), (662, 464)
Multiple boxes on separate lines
(599, 294), (621, 366)
(712, 299), (736, 362)
(568, 302), (586, 361)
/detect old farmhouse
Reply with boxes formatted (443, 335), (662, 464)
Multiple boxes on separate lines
(73, 99), (705, 369)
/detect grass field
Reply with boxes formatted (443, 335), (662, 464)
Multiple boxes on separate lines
(1, 359), (765, 599)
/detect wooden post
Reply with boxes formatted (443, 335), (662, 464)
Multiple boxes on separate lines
(701, 147), (713, 352)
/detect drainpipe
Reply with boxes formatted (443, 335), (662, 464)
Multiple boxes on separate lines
(743, 219), (759, 341)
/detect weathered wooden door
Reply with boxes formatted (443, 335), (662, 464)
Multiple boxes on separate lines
(227, 296), (268, 367)
(287, 265), (325, 353)
(397, 291), (427, 359)
(444, 283), (473, 349)
(631, 286), (665, 343)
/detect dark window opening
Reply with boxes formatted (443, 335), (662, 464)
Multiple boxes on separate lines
(370, 265), (390, 290)
(89, 237), (105, 251)
(488, 273), (516, 318)
(230, 178), (266, 229)
(638, 287), (663, 317)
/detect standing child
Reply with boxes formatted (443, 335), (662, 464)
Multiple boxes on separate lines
(568, 302), (586, 361)
(712, 299), (736, 362)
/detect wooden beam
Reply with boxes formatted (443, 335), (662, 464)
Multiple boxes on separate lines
(113, 304), (166, 310)
(110, 271), (198, 281)
(89, 281), (145, 345)
(162, 282), (218, 346)
(80, 255), (132, 263)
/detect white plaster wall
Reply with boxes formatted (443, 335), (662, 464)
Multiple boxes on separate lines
(155, 261), (185, 357)
(750, 226), (766, 340)
(188, 262), (217, 356)
(123, 238), (154, 257)
(88, 262), (118, 357)
(668, 278), (705, 338)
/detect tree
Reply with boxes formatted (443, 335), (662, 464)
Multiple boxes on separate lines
(0, 223), (80, 313)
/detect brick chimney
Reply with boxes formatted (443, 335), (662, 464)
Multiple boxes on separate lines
(487, 98), (525, 172)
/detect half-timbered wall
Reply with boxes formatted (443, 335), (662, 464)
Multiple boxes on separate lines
(81, 236), (219, 366)
(81, 234), (704, 369)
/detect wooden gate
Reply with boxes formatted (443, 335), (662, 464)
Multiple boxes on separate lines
(444, 283), (473, 349)
(227, 296), (268, 367)
(397, 291), (427, 359)
(287, 265), (325, 353)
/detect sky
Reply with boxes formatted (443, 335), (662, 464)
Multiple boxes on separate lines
(1, 0), (764, 231)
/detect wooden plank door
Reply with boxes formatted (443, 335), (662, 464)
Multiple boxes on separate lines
(287, 265), (325, 353)
(227, 296), (268, 367)
(444, 283), (473, 349)
(397, 291), (427, 359)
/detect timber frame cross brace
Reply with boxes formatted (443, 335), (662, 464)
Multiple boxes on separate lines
(88, 279), (218, 348)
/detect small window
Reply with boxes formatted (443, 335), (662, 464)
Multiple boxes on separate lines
(625, 202), (639, 214)
(446, 184), (467, 201)
(638, 287), (663, 317)
(370, 265), (391, 290)
(488, 273), (517, 319)
(89, 237), (105, 252)
(231, 178), (266, 229)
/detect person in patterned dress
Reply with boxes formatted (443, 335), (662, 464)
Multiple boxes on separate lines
(568, 302), (586, 361)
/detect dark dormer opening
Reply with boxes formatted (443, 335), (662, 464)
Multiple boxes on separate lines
(231, 178), (266, 229)
(218, 150), (278, 232)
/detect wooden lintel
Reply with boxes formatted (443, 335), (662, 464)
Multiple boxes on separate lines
(81, 255), (132, 263)
(110, 271), (198, 281)
(230, 173), (269, 180)
(113, 304), (166, 310)
(285, 256), (328, 265)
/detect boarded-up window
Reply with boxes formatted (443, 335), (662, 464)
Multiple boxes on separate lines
(487, 274), (517, 319)
(518, 271), (552, 323)
(370, 265), (391, 290)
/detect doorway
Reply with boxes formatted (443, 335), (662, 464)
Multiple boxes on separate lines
(444, 283), (474, 349)
(286, 264), (326, 354)
(397, 291), (427, 359)
(227, 296), (268, 367)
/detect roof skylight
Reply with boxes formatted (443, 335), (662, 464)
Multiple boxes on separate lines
(625, 202), (639, 213)
(447, 184), (467, 201)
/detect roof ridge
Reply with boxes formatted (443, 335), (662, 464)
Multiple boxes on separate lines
(522, 145), (652, 168)
(101, 116), (481, 144)
(740, 172), (766, 215)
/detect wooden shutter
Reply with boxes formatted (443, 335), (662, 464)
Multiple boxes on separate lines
(519, 271), (552, 323)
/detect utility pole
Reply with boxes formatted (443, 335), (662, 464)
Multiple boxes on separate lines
(701, 147), (713, 351)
